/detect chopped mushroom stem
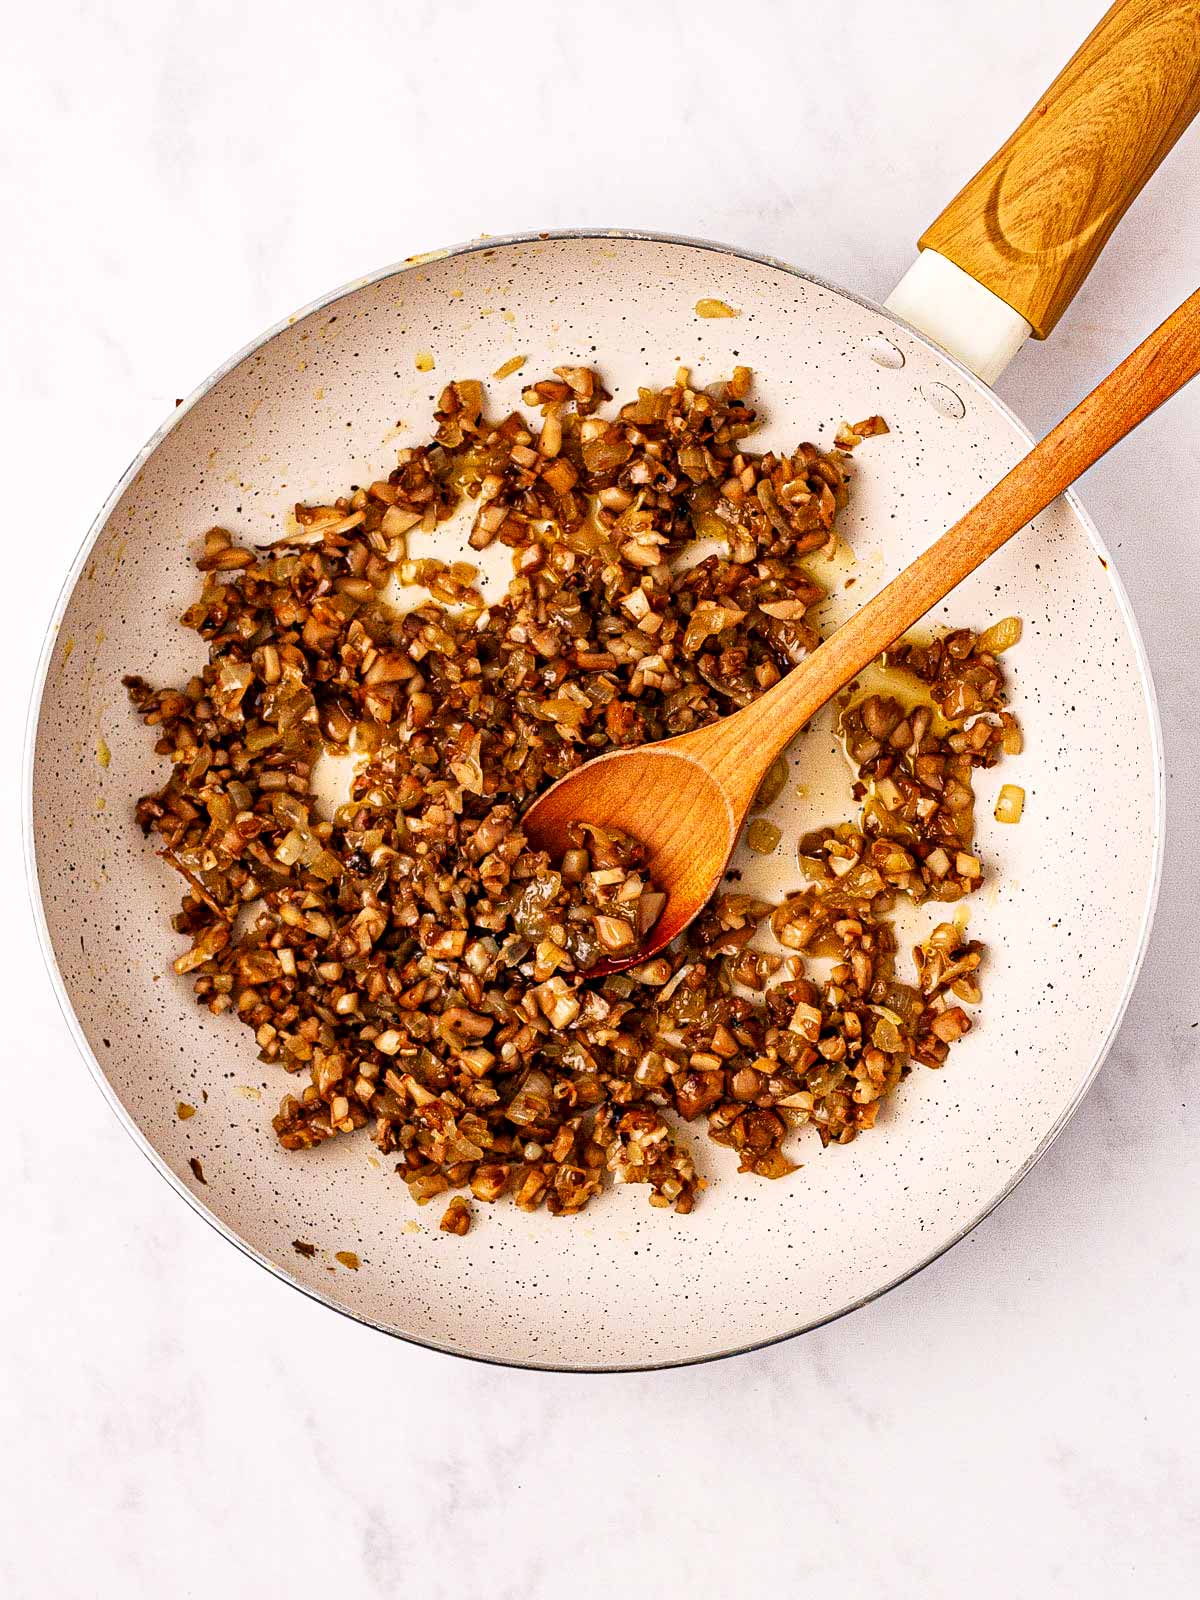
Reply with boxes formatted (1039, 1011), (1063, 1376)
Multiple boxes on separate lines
(126, 364), (1020, 1231)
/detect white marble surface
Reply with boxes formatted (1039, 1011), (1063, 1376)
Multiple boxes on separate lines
(3, 1), (1199, 1593)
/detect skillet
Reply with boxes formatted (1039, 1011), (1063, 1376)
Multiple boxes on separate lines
(27, 0), (1199, 1368)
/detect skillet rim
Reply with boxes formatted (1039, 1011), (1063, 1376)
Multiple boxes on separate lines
(23, 228), (1166, 1373)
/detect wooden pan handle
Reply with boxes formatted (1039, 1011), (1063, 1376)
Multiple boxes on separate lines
(920, 0), (1200, 339)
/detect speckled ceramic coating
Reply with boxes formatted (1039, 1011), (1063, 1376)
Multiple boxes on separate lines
(28, 234), (1162, 1370)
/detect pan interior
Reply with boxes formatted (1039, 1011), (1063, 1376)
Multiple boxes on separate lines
(31, 235), (1160, 1369)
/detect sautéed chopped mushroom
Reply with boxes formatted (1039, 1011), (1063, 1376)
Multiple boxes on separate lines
(126, 365), (1019, 1230)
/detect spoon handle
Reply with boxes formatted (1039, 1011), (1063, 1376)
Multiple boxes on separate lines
(703, 285), (1200, 786)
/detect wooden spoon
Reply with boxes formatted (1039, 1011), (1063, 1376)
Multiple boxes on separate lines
(523, 288), (1200, 971)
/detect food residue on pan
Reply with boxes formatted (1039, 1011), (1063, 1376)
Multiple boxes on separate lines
(176, 1101), (196, 1120)
(334, 1250), (360, 1270)
(188, 1157), (207, 1184)
(835, 416), (891, 450)
(695, 298), (738, 318)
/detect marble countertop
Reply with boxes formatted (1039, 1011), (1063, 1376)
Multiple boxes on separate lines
(4, 1), (1198, 1594)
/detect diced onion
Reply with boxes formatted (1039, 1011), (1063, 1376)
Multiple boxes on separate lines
(994, 784), (1025, 824)
(746, 819), (782, 854)
(979, 616), (1022, 654)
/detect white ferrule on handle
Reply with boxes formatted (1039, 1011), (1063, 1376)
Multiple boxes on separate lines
(885, 250), (1033, 386)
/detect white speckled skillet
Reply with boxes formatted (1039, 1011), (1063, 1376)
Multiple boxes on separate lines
(27, 8), (1197, 1370)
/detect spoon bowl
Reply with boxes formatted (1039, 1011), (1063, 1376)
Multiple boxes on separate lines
(522, 743), (738, 970)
